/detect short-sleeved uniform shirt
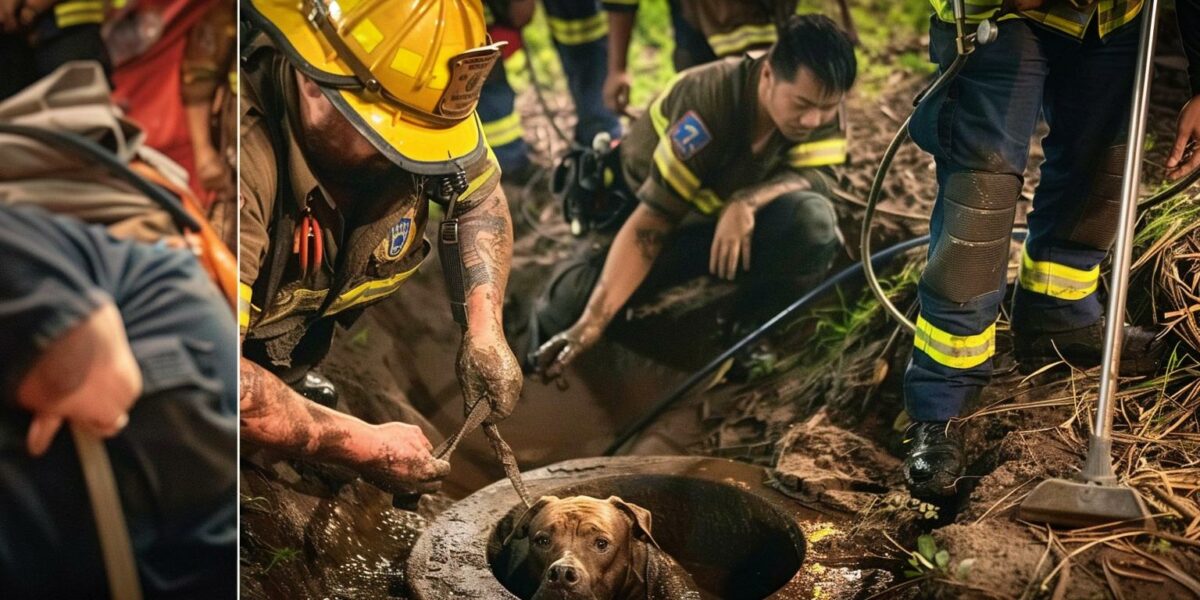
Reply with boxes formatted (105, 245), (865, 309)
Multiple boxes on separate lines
(0, 204), (237, 598)
(238, 55), (500, 373)
(620, 55), (847, 218)
(603, 0), (799, 57)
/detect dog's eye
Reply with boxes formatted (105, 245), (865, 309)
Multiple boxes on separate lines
(534, 534), (551, 547)
(594, 538), (610, 552)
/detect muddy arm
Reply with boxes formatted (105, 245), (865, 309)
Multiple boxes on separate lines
(239, 357), (448, 493)
(451, 188), (523, 421)
(534, 203), (678, 378)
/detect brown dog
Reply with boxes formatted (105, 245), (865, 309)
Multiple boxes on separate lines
(499, 495), (702, 600)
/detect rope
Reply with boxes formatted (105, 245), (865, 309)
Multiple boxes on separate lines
(433, 401), (533, 508)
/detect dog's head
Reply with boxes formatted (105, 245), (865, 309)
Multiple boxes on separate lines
(502, 495), (660, 600)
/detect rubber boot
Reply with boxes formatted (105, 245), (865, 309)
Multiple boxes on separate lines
(1013, 320), (1164, 375)
(903, 421), (964, 500)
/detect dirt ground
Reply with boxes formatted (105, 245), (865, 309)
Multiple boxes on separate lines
(240, 6), (1200, 599)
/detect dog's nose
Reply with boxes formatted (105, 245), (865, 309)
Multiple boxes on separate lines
(546, 562), (581, 587)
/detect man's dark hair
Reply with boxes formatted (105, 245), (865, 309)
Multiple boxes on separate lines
(768, 14), (857, 93)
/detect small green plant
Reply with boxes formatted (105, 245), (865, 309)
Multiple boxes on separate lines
(263, 545), (301, 574)
(903, 534), (951, 579)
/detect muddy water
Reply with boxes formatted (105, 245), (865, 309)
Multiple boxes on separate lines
(371, 300), (691, 495)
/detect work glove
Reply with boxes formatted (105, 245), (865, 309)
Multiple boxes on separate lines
(457, 331), (523, 422)
(533, 320), (603, 384)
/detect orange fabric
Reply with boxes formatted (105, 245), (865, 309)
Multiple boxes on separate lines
(110, 0), (219, 201)
(129, 161), (238, 312)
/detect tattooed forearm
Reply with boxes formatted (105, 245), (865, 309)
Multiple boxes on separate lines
(239, 357), (352, 459)
(458, 192), (513, 296)
(573, 203), (675, 332)
(731, 174), (811, 211)
(634, 226), (666, 262)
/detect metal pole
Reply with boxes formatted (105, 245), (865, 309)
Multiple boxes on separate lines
(1087, 0), (1160, 483)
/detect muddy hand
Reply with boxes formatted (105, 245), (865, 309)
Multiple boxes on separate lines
(352, 422), (450, 495)
(710, 201), (755, 281)
(1167, 95), (1199, 181)
(457, 333), (522, 422)
(534, 321), (601, 383)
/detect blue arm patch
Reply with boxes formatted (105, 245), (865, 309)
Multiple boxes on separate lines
(668, 111), (712, 160)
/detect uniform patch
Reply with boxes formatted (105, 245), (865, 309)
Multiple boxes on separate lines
(386, 217), (413, 259)
(668, 111), (711, 160)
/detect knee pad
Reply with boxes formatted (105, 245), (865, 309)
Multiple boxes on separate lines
(923, 171), (1021, 303)
(1061, 144), (1125, 250)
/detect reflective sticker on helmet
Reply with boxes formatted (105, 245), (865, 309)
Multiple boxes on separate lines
(669, 111), (711, 160)
(436, 45), (503, 119)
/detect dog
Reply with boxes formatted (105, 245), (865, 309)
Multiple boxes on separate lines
(498, 495), (702, 600)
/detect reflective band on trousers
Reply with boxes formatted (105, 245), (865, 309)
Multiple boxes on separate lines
(913, 315), (996, 369)
(1018, 246), (1099, 301)
(707, 23), (777, 57)
(547, 12), (608, 45)
(482, 111), (523, 147)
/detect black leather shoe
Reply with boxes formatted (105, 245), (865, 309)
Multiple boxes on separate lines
(903, 421), (964, 500)
(1013, 320), (1164, 375)
(292, 371), (339, 408)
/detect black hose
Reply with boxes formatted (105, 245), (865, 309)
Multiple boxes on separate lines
(0, 123), (201, 231)
(604, 234), (933, 456)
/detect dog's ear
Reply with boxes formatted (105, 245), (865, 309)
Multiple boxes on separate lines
(503, 496), (557, 547)
(608, 496), (662, 550)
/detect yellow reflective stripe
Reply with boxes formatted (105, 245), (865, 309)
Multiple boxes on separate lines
(228, 70), (238, 92)
(647, 72), (723, 213)
(482, 111), (524, 147)
(707, 23), (778, 57)
(1098, 0), (1142, 38)
(914, 316), (996, 369)
(930, 0), (1005, 22)
(462, 147), (500, 202)
(238, 283), (254, 329)
(547, 12), (608, 45)
(326, 266), (422, 315)
(789, 138), (848, 168)
(652, 139), (700, 199)
(1017, 246), (1099, 300)
(55, 0), (104, 27)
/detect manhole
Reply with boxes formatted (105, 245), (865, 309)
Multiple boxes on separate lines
(407, 456), (823, 599)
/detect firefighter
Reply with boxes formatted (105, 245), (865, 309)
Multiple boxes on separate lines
(238, 0), (522, 496)
(532, 14), (856, 380)
(477, 0), (621, 181)
(602, 0), (801, 115)
(899, 0), (1200, 501)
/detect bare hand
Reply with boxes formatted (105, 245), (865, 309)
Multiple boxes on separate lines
(603, 69), (632, 115)
(1167, 96), (1200, 181)
(195, 149), (233, 197)
(457, 330), (523, 422)
(710, 201), (755, 281)
(534, 320), (602, 383)
(0, 0), (54, 33)
(16, 302), (141, 457)
(350, 422), (450, 495)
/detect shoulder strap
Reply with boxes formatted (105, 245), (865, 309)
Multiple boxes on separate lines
(241, 44), (300, 326)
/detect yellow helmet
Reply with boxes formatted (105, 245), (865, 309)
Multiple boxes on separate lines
(245, 0), (502, 174)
